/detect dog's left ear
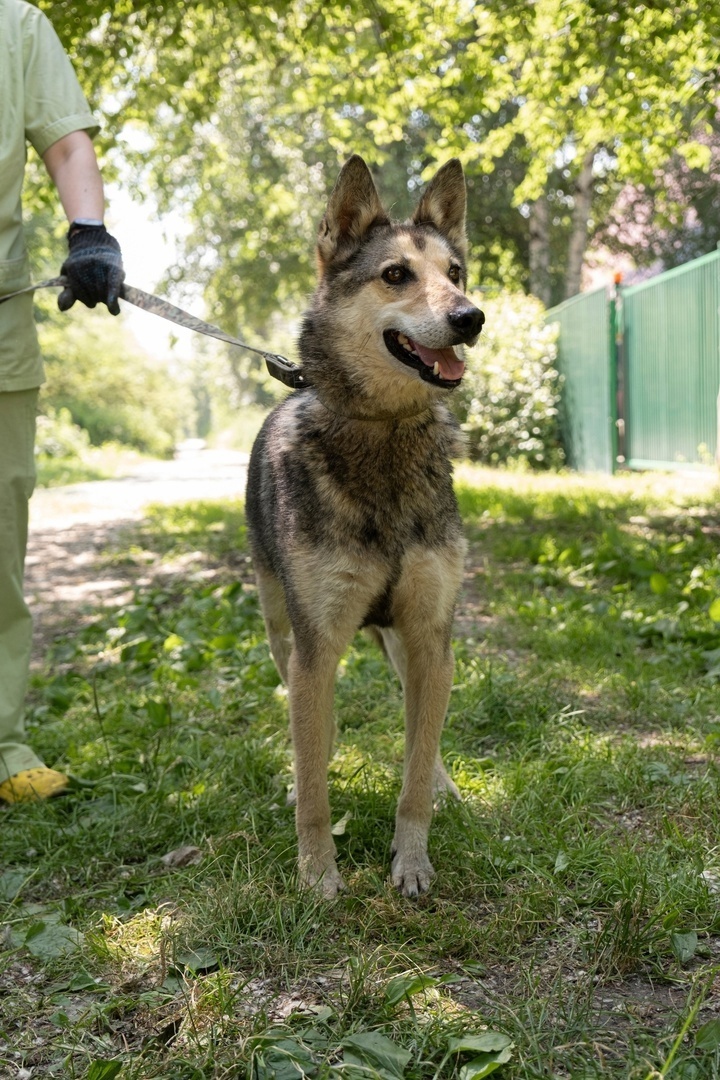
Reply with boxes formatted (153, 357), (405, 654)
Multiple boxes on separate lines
(412, 159), (468, 257)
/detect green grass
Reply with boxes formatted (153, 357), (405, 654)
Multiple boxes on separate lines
(3, 468), (720, 1078)
(35, 444), (151, 488)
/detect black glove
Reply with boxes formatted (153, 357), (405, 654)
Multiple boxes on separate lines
(58, 222), (125, 316)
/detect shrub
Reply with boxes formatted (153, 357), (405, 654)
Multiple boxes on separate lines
(35, 406), (91, 459)
(453, 291), (564, 469)
(38, 306), (193, 458)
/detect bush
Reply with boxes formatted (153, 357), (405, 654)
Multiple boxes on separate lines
(453, 291), (564, 469)
(37, 305), (193, 458)
(35, 406), (91, 459)
(34, 406), (123, 487)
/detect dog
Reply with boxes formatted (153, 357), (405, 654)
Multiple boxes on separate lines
(245, 155), (484, 898)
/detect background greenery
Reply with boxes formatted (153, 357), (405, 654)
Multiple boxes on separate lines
(453, 293), (563, 469)
(19, 0), (720, 474)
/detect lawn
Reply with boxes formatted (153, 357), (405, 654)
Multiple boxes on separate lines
(2, 466), (720, 1079)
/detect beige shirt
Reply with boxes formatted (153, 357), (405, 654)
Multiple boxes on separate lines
(0, 0), (98, 391)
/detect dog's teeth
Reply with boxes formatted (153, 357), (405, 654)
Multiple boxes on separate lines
(397, 334), (410, 346)
(433, 361), (440, 376)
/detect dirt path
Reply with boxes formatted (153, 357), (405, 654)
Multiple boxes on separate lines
(25, 447), (249, 664)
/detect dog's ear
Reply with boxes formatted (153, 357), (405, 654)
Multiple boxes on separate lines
(317, 155), (389, 268)
(412, 159), (468, 257)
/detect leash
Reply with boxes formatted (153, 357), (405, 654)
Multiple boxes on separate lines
(0, 277), (311, 390)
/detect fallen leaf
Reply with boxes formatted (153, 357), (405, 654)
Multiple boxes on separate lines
(161, 845), (203, 868)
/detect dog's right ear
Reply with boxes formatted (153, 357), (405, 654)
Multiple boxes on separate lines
(317, 155), (388, 269)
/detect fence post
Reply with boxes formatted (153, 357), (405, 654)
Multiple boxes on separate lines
(609, 282), (620, 472)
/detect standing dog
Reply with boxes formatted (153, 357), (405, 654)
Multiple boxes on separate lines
(245, 155), (484, 898)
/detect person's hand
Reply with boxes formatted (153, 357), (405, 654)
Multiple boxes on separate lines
(58, 222), (125, 315)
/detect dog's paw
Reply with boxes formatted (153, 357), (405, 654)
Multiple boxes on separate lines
(390, 848), (434, 898)
(298, 856), (345, 900)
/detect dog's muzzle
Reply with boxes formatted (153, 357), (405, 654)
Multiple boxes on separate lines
(384, 303), (485, 388)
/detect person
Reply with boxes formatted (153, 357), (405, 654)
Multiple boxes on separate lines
(0, 0), (124, 803)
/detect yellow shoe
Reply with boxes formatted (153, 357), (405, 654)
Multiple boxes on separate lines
(0, 767), (69, 804)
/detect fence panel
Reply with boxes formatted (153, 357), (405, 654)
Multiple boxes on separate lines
(622, 250), (720, 470)
(546, 287), (615, 473)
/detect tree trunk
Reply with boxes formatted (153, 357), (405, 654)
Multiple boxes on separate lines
(564, 149), (596, 300)
(529, 195), (552, 307)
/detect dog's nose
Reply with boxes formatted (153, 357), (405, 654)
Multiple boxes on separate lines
(447, 305), (485, 338)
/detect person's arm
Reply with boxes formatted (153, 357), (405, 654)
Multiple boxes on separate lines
(42, 130), (104, 223)
(42, 131), (124, 315)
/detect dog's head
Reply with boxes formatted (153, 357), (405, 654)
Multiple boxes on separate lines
(301, 155), (484, 410)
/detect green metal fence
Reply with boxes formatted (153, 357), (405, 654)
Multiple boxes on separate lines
(546, 287), (616, 473)
(547, 249), (720, 474)
(621, 249), (720, 470)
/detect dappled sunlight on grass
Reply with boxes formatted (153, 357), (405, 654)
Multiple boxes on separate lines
(5, 471), (720, 1076)
(101, 907), (169, 967)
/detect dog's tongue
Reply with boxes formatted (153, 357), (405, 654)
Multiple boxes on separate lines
(409, 339), (465, 381)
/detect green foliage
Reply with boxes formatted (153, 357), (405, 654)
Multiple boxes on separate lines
(20, 0), (720, 321)
(37, 302), (193, 456)
(35, 405), (91, 459)
(34, 406), (140, 487)
(453, 293), (564, 469)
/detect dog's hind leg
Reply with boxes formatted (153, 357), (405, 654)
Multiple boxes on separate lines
(376, 626), (460, 804)
(255, 566), (292, 684)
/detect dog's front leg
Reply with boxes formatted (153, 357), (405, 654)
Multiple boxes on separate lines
(288, 645), (344, 899)
(391, 633), (454, 898)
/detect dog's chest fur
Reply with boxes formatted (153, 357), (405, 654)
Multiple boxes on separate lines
(247, 392), (464, 570)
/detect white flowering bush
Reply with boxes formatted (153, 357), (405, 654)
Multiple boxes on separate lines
(453, 292), (564, 469)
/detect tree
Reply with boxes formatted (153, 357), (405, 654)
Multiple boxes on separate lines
(415, 0), (720, 303)
(33, 0), (720, 320)
(595, 113), (720, 272)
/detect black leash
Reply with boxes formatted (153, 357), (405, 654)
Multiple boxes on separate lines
(0, 277), (311, 390)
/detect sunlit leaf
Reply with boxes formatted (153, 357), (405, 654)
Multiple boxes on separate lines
(696, 1018), (720, 1051)
(459, 1048), (513, 1079)
(649, 573), (668, 595)
(0, 869), (30, 903)
(23, 921), (83, 960)
(342, 1031), (411, 1077)
(254, 1038), (318, 1080)
(385, 972), (439, 1006)
(449, 1033), (513, 1055)
(87, 1062), (124, 1080)
(331, 812), (352, 836)
(670, 930), (698, 964)
(172, 947), (219, 974)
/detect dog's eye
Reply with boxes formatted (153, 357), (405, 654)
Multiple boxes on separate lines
(448, 265), (462, 283)
(382, 265), (408, 285)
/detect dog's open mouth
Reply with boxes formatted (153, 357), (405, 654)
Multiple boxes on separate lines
(383, 330), (465, 387)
